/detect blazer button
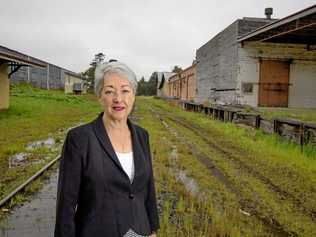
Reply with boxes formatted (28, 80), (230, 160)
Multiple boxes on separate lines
(129, 193), (134, 199)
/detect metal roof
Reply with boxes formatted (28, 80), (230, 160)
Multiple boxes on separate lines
(0, 51), (46, 68)
(0, 45), (84, 76)
(238, 4), (316, 45)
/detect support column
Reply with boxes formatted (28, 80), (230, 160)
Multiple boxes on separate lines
(46, 64), (50, 90)
(27, 56), (30, 83)
(0, 63), (9, 110)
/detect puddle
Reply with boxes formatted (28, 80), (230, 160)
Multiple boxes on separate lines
(8, 153), (46, 168)
(169, 146), (178, 161)
(0, 171), (58, 236)
(8, 137), (61, 168)
(167, 145), (200, 197)
(8, 153), (29, 168)
(26, 138), (55, 151)
(177, 170), (199, 195)
(7, 123), (84, 169)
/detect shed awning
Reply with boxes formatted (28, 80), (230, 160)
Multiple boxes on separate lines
(0, 51), (46, 68)
(238, 5), (316, 46)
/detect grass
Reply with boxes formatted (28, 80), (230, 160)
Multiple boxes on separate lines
(0, 83), (100, 205)
(257, 107), (316, 123)
(1, 87), (316, 236)
(136, 96), (316, 236)
(135, 97), (271, 236)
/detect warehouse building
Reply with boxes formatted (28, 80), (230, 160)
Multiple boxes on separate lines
(196, 5), (316, 108)
(168, 63), (197, 101)
(0, 45), (87, 109)
(0, 48), (46, 110)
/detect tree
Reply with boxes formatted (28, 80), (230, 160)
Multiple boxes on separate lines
(147, 73), (158, 95)
(136, 76), (147, 95)
(82, 52), (106, 92)
(136, 74), (157, 96)
(90, 53), (106, 67)
(172, 65), (182, 73)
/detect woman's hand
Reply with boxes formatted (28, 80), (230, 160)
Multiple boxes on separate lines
(149, 232), (157, 237)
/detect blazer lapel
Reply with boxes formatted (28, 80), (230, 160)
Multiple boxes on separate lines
(92, 112), (146, 184)
(92, 112), (124, 171)
(127, 118), (146, 186)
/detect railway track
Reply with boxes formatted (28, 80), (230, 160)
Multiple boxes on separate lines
(150, 105), (316, 219)
(0, 155), (60, 209)
(146, 103), (316, 236)
(165, 114), (316, 220)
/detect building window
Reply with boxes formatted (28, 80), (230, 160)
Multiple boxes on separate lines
(242, 82), (253, 94)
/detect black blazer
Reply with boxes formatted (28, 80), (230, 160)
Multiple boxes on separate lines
(54, 112), (160, 237)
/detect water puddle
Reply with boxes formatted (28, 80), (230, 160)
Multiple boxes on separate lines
(8, 137), (60, 168)
(177, 170), (199, 196)
(169, 146), (178, 161)
(26, 138), (55, 151)
(8, 153), (29, 168)
(8, 153), (47, 168)
(167, 144), (200, 197)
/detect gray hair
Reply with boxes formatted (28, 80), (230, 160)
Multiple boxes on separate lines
(94, 61), (138, 97)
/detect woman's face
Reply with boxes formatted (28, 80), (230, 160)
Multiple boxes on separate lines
(98, 73), (135, 122)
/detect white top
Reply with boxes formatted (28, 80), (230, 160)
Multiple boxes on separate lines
(115, 151), (135, 182)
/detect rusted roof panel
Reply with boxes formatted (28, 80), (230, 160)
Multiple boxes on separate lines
(238, 5), (316, 45)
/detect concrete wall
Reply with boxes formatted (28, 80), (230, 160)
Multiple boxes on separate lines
(237, 42), (316, 108)
(161, 81), (169, 97)
(0, 64), (9, 110)
(289, 61), (316, 108)
(237, 45), (260, 107)
(237, 18), (273, 37)
(196, 20), (239, 104)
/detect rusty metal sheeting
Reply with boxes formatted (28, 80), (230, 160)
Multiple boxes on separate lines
(238, 4), (316, 45)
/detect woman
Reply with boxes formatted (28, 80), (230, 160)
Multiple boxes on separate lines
(54, 61), (159, 237)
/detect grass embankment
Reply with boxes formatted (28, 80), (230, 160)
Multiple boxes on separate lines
(0, 84), (100, 210)
(134, 96), (316, 237)
(257, 107), (316, 124)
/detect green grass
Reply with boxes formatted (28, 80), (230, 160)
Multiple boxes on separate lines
(136, 96), (316, 236)
(134, 97), (272, 236)
(257, 107), (316, 123)
(0, 83), (100, 202)
(1, 89), (316, 236)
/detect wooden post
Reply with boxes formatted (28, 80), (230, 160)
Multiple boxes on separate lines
(224, 110), (228, 122)
(274, 119), (279, 134)
(255, 115), (261, 129)
(300, 123), (304, 153)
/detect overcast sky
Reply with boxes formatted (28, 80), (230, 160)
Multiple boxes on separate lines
(1, 0), (315, 79)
